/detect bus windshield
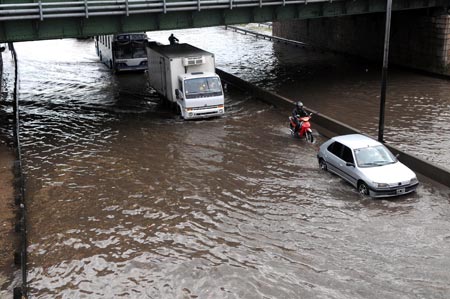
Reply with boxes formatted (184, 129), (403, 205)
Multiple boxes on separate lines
(114, 40), (146, 59)
(184, 77), (222, 99)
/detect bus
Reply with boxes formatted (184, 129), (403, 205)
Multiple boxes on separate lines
(95, 32), (148, 72)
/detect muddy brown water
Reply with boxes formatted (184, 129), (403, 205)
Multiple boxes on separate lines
(1, 27), (450, 298)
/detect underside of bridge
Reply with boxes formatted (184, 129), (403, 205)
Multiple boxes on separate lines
(273, 8), (450, 76)
(0, 0), (449, 42)
(1, 0), (450, 75)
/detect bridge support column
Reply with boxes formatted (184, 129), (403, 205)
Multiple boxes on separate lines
(273, 10), (450, 76)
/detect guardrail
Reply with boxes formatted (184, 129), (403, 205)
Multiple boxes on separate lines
(0, 0), (337, 21)
(225, 25), (308, 48)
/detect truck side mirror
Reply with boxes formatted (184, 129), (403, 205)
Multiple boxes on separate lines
(175, 89), (181, 99)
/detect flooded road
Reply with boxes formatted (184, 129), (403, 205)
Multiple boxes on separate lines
(2, 27), (450, 298)
(148, 27), (450, 169)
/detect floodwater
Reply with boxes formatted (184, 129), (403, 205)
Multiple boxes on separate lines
(148, 26), (450, 169)
(1, 26), (450, 298)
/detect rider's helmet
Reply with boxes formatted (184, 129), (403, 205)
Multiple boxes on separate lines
(296, 101), (303, 109)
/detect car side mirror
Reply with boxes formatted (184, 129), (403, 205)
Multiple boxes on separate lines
(346, 162), (355, 167)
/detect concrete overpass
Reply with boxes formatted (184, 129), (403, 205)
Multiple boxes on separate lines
(1, 0), (449, 42)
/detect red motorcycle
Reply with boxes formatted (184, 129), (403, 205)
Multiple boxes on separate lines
(289, 113), (314, 143)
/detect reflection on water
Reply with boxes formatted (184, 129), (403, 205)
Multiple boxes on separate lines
(1, 27), (450, 298)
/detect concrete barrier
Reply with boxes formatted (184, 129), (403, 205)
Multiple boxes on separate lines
(217, 68), (450, 188)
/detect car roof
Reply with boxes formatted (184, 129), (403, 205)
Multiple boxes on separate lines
(331, 134), (381, 149)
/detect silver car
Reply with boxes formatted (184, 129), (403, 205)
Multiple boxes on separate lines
(317, 134), (419, 198)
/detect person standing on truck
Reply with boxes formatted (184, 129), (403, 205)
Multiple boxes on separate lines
(168, 34), (179, 45)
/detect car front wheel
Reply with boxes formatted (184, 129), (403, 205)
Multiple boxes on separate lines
(358, 182), (369, 195)
(306, 131), (314, 143)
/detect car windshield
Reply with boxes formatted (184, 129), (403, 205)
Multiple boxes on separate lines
(184, 77), (222, 98)
(354, 145), (397, 167)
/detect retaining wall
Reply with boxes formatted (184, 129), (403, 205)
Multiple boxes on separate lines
(217, 68), (450, 188)
(273, 10), (450, 76)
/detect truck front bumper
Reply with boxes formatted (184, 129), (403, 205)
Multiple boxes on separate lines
(184, 106), (224, 119)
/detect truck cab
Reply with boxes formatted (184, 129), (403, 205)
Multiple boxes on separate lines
(175, 72), (225, 119)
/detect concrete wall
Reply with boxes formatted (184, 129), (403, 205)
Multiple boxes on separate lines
(273, 10), (450, 76)
(0, 52), (3, 95)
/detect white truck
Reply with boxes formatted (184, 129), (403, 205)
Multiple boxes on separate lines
(145, 42), (225, 120)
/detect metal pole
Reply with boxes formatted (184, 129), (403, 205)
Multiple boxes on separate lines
(378, 0), (392, 143)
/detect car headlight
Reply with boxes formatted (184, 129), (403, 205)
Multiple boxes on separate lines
(373, 182), (390, 188)
(410, 177), (418, 184)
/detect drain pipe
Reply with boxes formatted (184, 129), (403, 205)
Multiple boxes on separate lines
(8, 42), (28, 299)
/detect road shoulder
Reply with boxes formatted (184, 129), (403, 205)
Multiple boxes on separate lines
(0, 142), (16, 291)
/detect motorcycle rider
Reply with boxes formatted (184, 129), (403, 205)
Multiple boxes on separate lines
(292, 100), (308, 134)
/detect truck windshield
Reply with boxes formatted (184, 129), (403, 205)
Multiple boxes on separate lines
(184, 77), (222, 99)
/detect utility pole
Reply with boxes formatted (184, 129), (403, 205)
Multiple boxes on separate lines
(378, 0), (393, 143)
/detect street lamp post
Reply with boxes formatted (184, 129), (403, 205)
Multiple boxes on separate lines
(378, 0), (393, 143)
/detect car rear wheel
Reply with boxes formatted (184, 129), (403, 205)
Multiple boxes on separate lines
(358, 182), (369, 195)
(319, 159), (327, 171)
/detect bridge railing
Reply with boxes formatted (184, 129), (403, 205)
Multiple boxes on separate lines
(0, 0), (332, 21)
